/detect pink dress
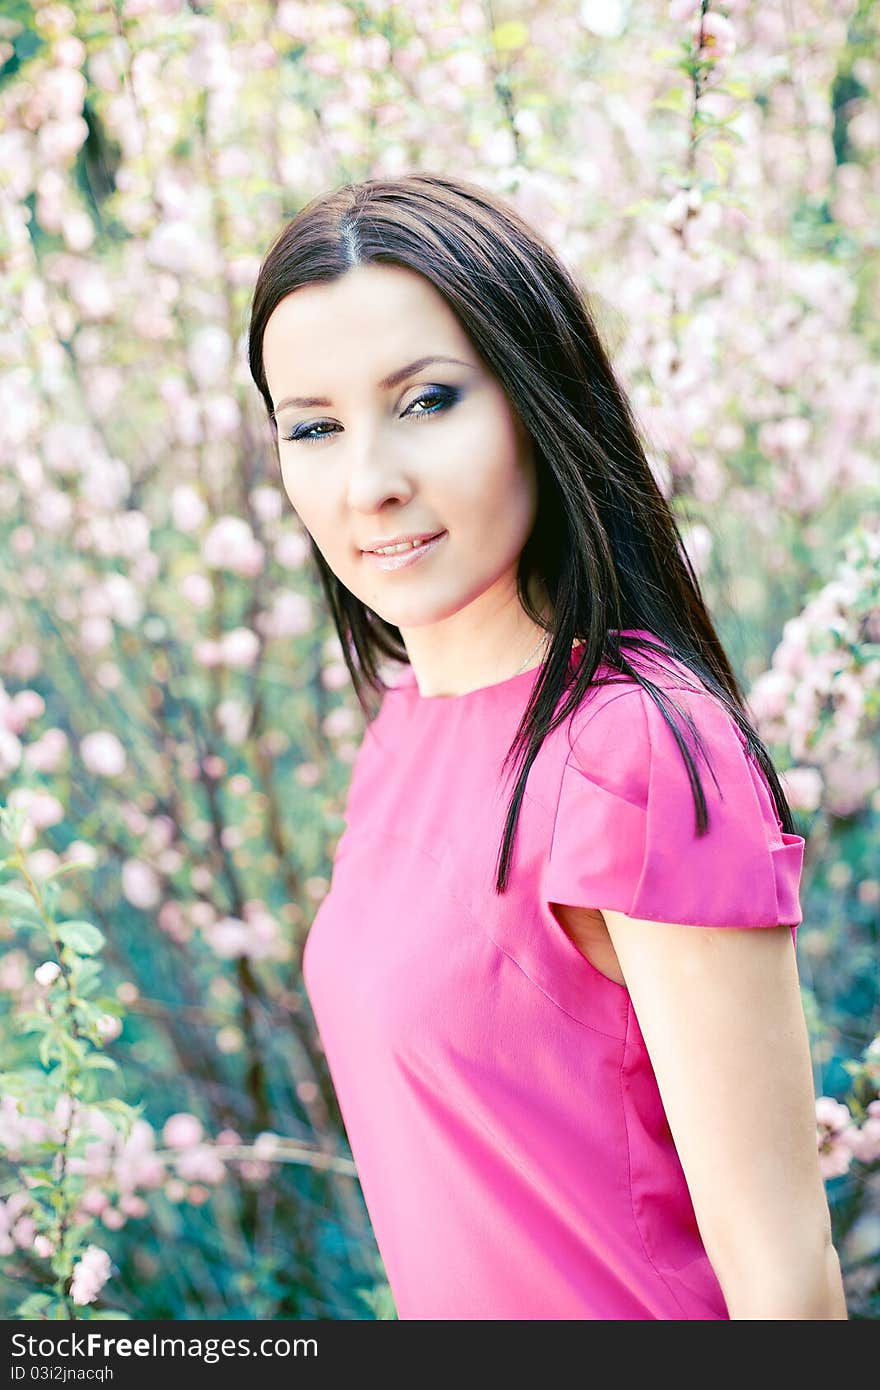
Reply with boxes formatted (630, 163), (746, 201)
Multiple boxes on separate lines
(302, 629), (806, 1320)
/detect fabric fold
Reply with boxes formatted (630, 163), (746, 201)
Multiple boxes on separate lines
(543, 683), (805, 931)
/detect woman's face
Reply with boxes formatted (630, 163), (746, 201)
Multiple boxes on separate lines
(261, 263), (541, 642)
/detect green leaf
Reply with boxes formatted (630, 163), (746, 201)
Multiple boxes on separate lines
(20, 1012), (52, 1034)
(81, 1054), (119, 1073)
(71, 959), (102, 996)
(93, 996), (122, 1015)
(57, 1032), (86, 1063)
(13, 1295), (54, 1317)
(57, 921), (105, 955)
(21, 1165), (56, 1182)
(43, 858), (95, 881)
(0, 1068), (47, 1093)
(492, 20), (528, 50)
(13, 1292), (56, 1319)
(0, 885), (41, 917)
(653, 86), (688, 114)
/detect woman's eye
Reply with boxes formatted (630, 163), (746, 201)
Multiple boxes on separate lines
(282, 385), (459, 444)
(405, 385), (459, 420)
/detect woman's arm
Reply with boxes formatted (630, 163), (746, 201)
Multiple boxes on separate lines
(599, 908), (848, 1319)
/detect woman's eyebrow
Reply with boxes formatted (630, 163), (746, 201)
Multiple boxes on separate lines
(270, 355), (475, 418)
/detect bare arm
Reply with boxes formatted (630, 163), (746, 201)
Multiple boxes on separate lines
(598, 909), (848, 1320)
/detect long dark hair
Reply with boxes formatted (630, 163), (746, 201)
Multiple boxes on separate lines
(247, 172), (799, 893)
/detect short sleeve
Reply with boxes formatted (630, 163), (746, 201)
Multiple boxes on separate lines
(542, 684), (806, 931)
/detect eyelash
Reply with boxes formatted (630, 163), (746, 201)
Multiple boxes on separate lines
(281, 385), (460, 444)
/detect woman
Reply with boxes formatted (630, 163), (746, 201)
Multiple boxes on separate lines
(247, 173), (847, 1320)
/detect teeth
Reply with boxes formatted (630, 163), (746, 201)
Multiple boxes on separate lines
(373, 536), (434, 555)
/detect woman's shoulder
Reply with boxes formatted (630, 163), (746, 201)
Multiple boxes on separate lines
(548, 637), (806, 929)
(566, 629), (718, 751)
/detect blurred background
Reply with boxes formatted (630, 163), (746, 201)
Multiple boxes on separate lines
(0, 0), (878, 1320)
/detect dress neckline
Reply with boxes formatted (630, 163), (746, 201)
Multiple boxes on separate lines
(388, 629), (656, 705)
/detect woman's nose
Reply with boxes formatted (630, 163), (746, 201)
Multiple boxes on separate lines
(344, 431), (415, 511)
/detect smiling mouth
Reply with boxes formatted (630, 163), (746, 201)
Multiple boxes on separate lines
(366, 532), (445, 556)
(361, 531), (448, 570)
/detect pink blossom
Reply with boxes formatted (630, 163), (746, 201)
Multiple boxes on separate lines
(202, 516), (265, 577)
(0, 951), (29, 990)
(697, 11), (736, 62)
(253, 1131), (281, 1160)
(258, 590), (312, 639)
(816, 1095), (859, 1179)
(816, 1096), (852, 1132)
(274, 531), (309, 569)
(0, 726), (23, 778)
(96, 1014), (122, 1042)
(23, 727), (69, 773)
(55, 36), (87, 68)
(194, 638), (223, 668)
(444, 51), (486, 86)
(202, 916), (250, 959)
(274, 0), (318, 39)
(6, 644), (40, 682)
(162, 1113), (204, 1149)
(26, 848), (62, 881)
(38, 116), (89, 165)
(221, 627), (260, 668)
(0, 1197), (27, 1256)
(7, 786), (64, 831)
(239, 1160), (271, 1182)
(12, 1215), (36, 1248)
(186, 326), (232, 392)
(322, 707), (358, 738)
(818, 1140), (853, 1180)
(116, 1144), (164, 1191)
(0, 1097), (51, 1151)
(250, 486), (283, 523)
(148, 221), (204, 277)
(216, 699), (249, 746)
(143, 814), (175, 854)
(780, 766), (823, 814)
(79, 615), (113, 654)
(203, 393), (241, 440)
(70, 1244), (112, 1305)
(8, 688), (45, 729)
(844, 1117), (880, 1165)
(170, 484), (207, 533)
(180, 571), (213, 610)
(118, 1193), (149, 1218)
(34, 960), (62, 987)
(81, 730), (127, 777)
(121, 859), (161, 910)
(33, 1233), (55, 1258)
(173, 1144), (227, 1185)
(80, 1187), (109, 1215)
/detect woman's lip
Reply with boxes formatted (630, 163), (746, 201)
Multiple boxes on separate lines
(361, 530), (448, 571)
